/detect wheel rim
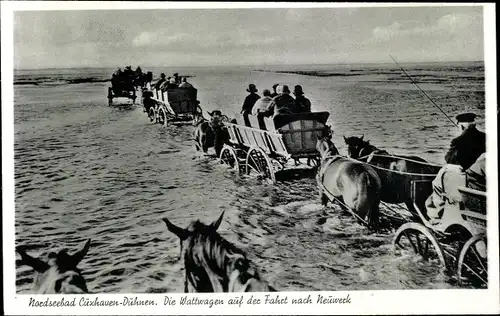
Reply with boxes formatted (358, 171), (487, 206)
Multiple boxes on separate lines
(158, 108), (167, 126)
(458, 234), (487, 288)
(393, 222), (446, 268)
(246, 148), (275, 183)
(148, 108), (156, 123)
(220, 146), (240, 171)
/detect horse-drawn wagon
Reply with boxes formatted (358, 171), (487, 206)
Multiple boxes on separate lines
(219, 112), (332, 182)
(391, 168), (487, 288)
(317, 136), (488, 288)
(144, 87), (203, 126)
(107, 84), (137, 106)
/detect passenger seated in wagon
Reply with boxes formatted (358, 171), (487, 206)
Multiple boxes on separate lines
(178, 77), (194, 89)
(266, 85), (295, 117)
(161, 77), (178, 91)
(154, 73), (167, 90)
(251, 89), (273, 116)
(425, 113), (486, 222)
(293, 85), (311, 113)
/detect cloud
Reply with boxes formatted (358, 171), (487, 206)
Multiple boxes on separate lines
(371, 13), (482, 42)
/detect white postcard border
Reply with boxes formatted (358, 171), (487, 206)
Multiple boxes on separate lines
(2, 2), (499, 315)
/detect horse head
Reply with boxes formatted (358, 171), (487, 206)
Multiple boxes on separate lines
(316, 135), (339, 161)
(343, 135), (368, 159)
(163, 212), (273, 292)
(16, 239), (91, 294)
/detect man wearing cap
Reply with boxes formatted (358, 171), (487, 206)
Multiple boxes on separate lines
(293, 85), (311, 113)
(241, 84), (261, 126)
(425, 112), (486, 222)
(445, 113), (486, 170)
(266, 85), (295, 117)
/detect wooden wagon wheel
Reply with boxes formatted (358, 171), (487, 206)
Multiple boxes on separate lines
(393, 222), (447, 268)
(246, 147), (275, 183)
(220, 145), (240, 172)
(158, 107), (168, 126)
(148, 107), (156, 123)
(457, 234), (487, 288)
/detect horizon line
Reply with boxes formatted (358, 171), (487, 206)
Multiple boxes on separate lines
(14, 60), (484, 71)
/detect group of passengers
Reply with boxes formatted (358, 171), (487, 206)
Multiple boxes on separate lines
(241, 84), (312, 120)
(111, 66), (144, 93)
(153, 72), (195, 91)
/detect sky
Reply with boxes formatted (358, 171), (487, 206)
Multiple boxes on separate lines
(12, 5), (485, 69)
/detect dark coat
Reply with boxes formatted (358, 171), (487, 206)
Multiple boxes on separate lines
(267, 94), (295, 116)
(241, 93), (261, 114)
(294, 95), (311, 113)
(445, 126), (486, 170)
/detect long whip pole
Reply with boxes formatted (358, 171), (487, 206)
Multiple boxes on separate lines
(389, 55), (458, 128)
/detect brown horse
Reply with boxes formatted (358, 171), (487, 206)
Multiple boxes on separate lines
(343, 135), (441, 213)
(193, 110), (229, 157)
(163, 212), (275, 292)
(316, 137), (382, 229)
(16, 239), (91, 294)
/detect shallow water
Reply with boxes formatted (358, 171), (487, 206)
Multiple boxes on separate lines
(14, 62), (485, 293)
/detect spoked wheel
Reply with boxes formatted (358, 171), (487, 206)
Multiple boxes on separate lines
(393, 222), (446, 268)
(308, 157), (321, 168)
(148, 107), (156, 123)
(220, 145), (240, 172)
(246, 147), (275, 183)
(158, 108), (168, 126)
(457, 234), (487, 288)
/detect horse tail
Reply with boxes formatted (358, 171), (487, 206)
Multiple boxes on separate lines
(353, 169), (380, 229)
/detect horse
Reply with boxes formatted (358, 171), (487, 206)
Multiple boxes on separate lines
(16, 239), (91, 294)
(343, 135), (442, 214)
(163, 212), (276, 292)
(316, 136), (382, 229)
(193, 110), (229, 157)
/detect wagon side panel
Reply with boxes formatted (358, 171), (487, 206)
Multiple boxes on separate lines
(279, 119), (328, 157)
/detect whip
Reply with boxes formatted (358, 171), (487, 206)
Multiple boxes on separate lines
(389, 55), (458, 128)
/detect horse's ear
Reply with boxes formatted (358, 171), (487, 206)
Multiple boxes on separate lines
(207, 111), (214, 117)
(71, 239), (91, 265)
(210, 211), (225, 231)
(16, 247), (49, 273)
(360, 134), (364, 141)
(343, 135), (347, 143)
(163, 218), (189, 240)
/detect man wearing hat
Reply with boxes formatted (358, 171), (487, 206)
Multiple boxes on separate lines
(445, 112), (486, 170)
(293, 85), (311, 113)
(425, 112), (486, 222)
(266, 84), (295, 117)
(241, 84), (261, 126)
